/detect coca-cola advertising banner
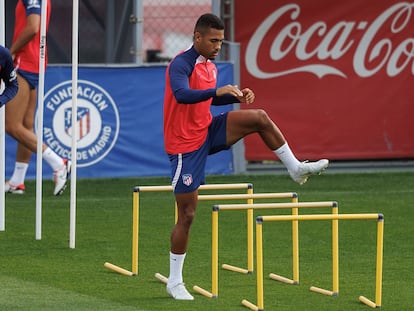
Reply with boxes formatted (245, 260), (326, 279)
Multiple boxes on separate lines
(235, 1), (414, 161)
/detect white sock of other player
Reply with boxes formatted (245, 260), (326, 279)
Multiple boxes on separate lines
(9, 162), (29, 185)
(43, 147), (64, 171)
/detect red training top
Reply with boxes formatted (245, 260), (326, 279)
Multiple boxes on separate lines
(13, 0), (51, 73)
(163, 46), (218, 154)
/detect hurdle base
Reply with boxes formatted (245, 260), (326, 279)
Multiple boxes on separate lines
(104, 262), (136, 277)
(310, 286), (338, 296)
(241, 299), (262, 311)
(269, 273), (298, 285)
(222, 263), (251, 274)
(359, 296), (380, 308)
(193, 285), (217, 298)
(154, 273), (168, 284)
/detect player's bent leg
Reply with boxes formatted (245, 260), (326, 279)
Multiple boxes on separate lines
(227, 110), (329, 184)
(226, 109), (286, 149)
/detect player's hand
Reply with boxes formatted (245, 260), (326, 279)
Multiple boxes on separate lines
(216, 84), (243, 97)
(237, 88), (255, 105)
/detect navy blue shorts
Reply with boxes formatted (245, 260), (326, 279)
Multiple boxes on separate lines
(169, 112), (230, 194)
(18, 70), (39, 89)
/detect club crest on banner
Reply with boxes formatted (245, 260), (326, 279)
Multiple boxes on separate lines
(38, 80), (120, 167)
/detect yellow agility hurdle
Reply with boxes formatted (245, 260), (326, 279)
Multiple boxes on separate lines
(105, 183), (253, 277)
(155, 191), (298, 287)
(242, 213), (384, 311)
(193, 201), (338, 299)
(198, 192), (297, 275)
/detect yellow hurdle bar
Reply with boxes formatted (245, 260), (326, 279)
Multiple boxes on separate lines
(217, 200), (337, 286)
(212, 209), (219, 297)
(199, 192), (297, 274)
(332, 206), (339, 294)
(193, 285), (214, 298)
(256, 221), (264, 310)
(309, 205), (339, 296)
(221, 264), (249, 274)
(135, 183), (253, 192)
(132, 189), (139, 275)
(154, 272), (168, 284)
(291, 195), (299, 283)
(146, 184), (252, 277)
(196, 201), (337, 299)
(260, 213), (380, 222)
(216, 201), (336, 210)
(108, 183), (253, 278)
(269, 273), (296, 285)
(242, 213), (384, 311)
(104, 262), (135, 277)
(198, 193), (296, 201)
(246, 187), (254, 273)
(359, 217), (384, 308)
(242, 220), (264, 311)
(241, 299), (260, 311)
(192, 209), (219, 298)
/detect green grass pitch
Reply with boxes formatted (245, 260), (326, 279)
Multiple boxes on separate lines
(1, 171), (413, 310)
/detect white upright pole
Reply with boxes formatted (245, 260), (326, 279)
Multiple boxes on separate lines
(69, 0), (79, 249)
(0, 0), (5, 231)
(35, 0), (48, 240)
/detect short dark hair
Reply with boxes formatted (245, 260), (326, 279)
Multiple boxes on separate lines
(194, 13), (224, 35)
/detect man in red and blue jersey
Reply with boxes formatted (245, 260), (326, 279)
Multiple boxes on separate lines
(5, 0), (70, 196)
(0, 46), (18, 107)
(163, 13), (329, 300)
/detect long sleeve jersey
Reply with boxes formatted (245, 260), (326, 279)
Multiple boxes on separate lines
(163, 45), (237, 154)
(0, 46), (18, 108)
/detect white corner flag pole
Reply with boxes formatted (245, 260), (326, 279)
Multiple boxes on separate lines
(69, 0), (79, 249)
(35, 0), (48, 240)
(0, 0), (6, 231)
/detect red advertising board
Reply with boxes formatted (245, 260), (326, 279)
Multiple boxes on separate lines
(234, 1), (414, 161)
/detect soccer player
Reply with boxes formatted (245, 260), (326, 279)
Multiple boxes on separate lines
(0, 46), (18, 107)
(163, 13), (329, 300)
(5, 0), (70, 195)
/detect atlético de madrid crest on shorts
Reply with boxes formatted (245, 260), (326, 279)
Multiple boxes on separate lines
(182, 174), (193, 187)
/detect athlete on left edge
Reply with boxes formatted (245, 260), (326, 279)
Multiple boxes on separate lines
(5, 0), (71, 196)
(0, 46), (18, 107)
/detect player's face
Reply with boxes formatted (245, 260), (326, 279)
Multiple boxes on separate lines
(194, 28), (224, 60)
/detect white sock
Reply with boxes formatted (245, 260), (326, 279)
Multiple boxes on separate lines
(274, 143), (301, 173)
(42, 147), (64, 171)
(168, 252), (186, 287)
(9, 162), (29, 185)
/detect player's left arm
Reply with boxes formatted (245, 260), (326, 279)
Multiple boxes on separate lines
(10, 11), (41, 56)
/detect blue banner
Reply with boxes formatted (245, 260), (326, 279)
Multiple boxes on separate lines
(4, 63), (235, 179)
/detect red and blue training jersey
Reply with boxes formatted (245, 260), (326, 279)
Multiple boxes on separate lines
(13, 0), (51, 73)
(163, 45), (236, 154)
